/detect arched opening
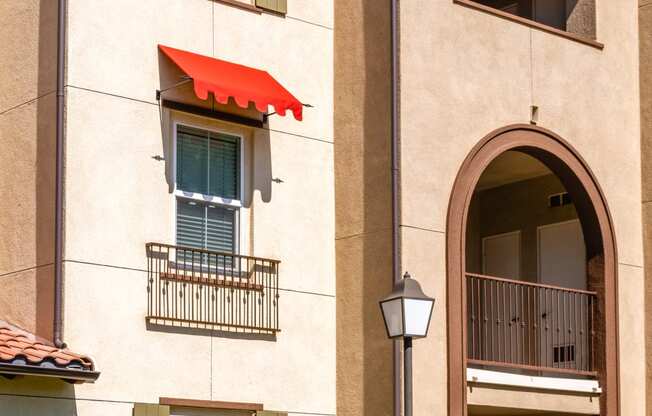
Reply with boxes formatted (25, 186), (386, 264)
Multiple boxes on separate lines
(446, 125), (618, 415)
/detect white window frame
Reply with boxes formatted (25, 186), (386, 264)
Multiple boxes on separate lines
(171, 120), (248, 255)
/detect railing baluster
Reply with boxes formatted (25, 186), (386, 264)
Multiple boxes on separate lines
(508, 282), (513, 364)
(489, 278), (494, 361)
(580, 296), (589, 370)
(466, 278), (475, 358)
(498, 282), (509, 361)
(524, 286), (532, 365)
(519, 284), (524, 365)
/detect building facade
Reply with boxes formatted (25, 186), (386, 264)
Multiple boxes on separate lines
(0, 1), (335, 415)
(641, 0), (652, 413)
(336, 0), (645, 415)
(2, 0), (652, 415)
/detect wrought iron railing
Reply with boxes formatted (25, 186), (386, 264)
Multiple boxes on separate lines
(466, 272), (597, 376)
(146, 243), (280, 334)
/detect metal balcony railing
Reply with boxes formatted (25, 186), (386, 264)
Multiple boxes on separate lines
(466, 272), (597, 376)
(146, 243), (280, 334)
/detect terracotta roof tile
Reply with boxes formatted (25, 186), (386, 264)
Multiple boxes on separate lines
(0, 320), (94, 371)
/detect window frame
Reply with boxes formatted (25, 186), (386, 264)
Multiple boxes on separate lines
(171, 120), (248, 255)
(453, 0), (603, 50)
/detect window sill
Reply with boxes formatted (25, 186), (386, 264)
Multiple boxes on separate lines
(174, 190), (242, 209)
(453, 0), (604, 50)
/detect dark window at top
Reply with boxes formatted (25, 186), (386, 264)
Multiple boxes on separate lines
(475, 0), (567, 30)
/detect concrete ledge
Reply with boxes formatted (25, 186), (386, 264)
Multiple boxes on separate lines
(467, 368), (601, 394)
(467, 369), (600, 415)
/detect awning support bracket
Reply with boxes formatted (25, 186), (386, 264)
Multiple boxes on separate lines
(156, 76), (193, 101)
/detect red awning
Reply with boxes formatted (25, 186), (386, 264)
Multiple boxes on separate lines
(159, 45), (303, 121)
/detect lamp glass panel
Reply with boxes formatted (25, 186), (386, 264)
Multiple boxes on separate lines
(381, 298), (404, 337)
(404, 298), (433, 336)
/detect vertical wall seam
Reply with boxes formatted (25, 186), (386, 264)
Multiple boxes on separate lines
(529, 28), (534, 107)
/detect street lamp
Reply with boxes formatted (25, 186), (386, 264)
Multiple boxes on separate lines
(379, 272), (434, 416)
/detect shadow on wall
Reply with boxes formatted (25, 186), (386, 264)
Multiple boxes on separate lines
(155, 50), (274, 206)
(361, 0), (394, 414)
(0, 377), (77, 414)
(335, 0), (394, 415)
(146, 321), (276, 342)
(34, 0), (57, 341)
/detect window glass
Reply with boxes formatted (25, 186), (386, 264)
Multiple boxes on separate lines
(175, 124), (240, 254)
(208, 134), (240, 199)
(474, 0), (565, 31)
(176, 125), (240, 198)
(176, 126), (208, 194)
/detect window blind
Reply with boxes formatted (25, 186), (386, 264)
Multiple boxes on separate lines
(208, 134), (239, 199)
(206, 204), (236, 253)
(176, 199), (206, 249)
(176, 125), (240, 199)
(176, 126), (208, 194)
(176, 199), (236, 253)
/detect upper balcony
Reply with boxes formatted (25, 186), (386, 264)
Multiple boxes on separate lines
(462, 149), (606, 398)
(146, 242), (280, 334)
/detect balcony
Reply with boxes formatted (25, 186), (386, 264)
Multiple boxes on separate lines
(466, 272), (597, 377)
(146, 243), (280, 334)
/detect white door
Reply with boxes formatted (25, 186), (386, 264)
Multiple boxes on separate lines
(538, 220), (586, 290)
(482, 231), (521, 279)
(537, 220), (587, 370)
(481, 231), (521, 363)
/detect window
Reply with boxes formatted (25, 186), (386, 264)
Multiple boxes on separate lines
(175, 124), (241, 254)
(473, 0), (567, 30)
(463, 0), (597, 41)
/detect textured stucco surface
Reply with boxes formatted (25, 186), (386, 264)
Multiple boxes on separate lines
(641, 0), (652, 414)
(1, 0), (335, 415)
(467, 385), (600, 415)
(398, 0), (643, 413)
(335, 0), (644, 414)
(334, 0), (395, 415)
(0, 0), (56, 340)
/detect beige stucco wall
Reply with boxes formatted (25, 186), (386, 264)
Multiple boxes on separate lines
(640, 0), (652, 413)
(398, 0), (644, 414)
(1, 0), (335, 415)
(334, 0), (395, 415)
(467, 384), (600, 415)
(0, 0), (56, 339)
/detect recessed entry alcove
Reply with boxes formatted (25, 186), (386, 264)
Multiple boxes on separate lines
(446, 125), (618, 415)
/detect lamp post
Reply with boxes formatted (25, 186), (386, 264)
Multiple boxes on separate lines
(379, 272), (435, 416)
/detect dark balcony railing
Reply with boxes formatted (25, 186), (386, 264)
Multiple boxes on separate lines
(467, 272), (597, 376)
(146, 243), (280, 334)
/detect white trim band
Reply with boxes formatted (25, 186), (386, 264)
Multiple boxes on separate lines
(467, 368), (601, 394)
